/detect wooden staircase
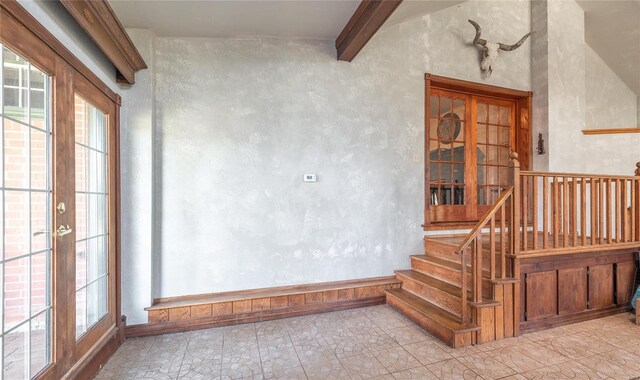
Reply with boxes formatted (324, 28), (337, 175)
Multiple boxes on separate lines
(387, 185), (521, 348)
(387, 239), (480, 348)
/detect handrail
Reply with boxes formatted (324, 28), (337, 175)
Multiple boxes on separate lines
(455, 187), (514, 253)
(522, 171), (637, 180)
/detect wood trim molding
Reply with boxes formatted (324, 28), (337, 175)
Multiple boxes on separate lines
(0, 0), (118, 102)
(336, 0), (403, 61)
(60, 0), (147, 85)
(62, 322), (125, 380)
(582, 128), (640, 135)
(425, 73), (532, 100)
(128, 276), (401, 337)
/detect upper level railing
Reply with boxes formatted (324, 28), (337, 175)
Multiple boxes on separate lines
(517, 163), (640, 256)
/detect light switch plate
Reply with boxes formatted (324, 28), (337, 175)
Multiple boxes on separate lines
(303, 174), (317, 183)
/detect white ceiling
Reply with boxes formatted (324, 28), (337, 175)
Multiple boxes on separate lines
(383, 0), (466, 29)
(108, 0), (466, 40)
(577, 0), (640, 95)
(108, 0), (361, 40)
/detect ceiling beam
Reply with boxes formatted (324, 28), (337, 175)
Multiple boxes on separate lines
(335, 0), (403, 62)
(60, 0), (147, 85)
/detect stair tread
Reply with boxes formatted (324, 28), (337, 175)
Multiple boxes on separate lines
(396, 270), (464, 298)
(386, 289), (479, 333)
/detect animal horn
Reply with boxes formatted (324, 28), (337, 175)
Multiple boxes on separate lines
(468, 19), (487, 46)
(498, 32), (532, 51)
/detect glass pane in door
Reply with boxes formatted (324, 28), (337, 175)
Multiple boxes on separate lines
(477, 102), (512, 205)
(1, 45), (52, 379)
(429, 95), (466, 205)
(74, 95), (108, 339)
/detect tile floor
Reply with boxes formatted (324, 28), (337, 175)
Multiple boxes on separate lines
(95, 305), (640, 379)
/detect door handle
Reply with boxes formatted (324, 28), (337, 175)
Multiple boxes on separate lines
(56, 225), (72, 237)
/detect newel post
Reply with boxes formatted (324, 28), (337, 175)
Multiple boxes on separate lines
(508, 152), (521, 256)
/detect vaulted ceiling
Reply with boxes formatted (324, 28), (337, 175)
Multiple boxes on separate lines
(109, 0), (639, 95)
(577, 0), (640, 95)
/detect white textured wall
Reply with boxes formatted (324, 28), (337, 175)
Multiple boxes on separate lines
(150, 0), (532, 299)
(582, 44), (640, 174)
(546, 0), (587, 173)
(120, 29), (155, 325)
(585, 45), (638, 130)
(533, 0), (639, 176)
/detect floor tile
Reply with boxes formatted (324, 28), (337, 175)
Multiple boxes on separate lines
(96, 306), (640, 380)
(425, 358), (483, 380)
(402, 340), (453, 365)
(339, 352), (389, 380)
(390, 365), (438, 379)
(456, 350), (516, 379)
(371, 346), (422, 373)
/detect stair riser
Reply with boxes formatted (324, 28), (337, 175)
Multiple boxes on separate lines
(397, 273), (463, 318)
(386, 292), (472, 348)
(424, 246), (463, 264)
(411, 257), (465, 287)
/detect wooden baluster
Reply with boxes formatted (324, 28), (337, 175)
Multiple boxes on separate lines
(620, 179), (626, 242)
(522, 175), (528, 251)
(490, 215), (496, 280)
(461, 247), (468, 324)
(606, 179), (612, 244)
(631, 178), (636, 242)
(570, 177), (577, 246)
(599, 178), (604, 244)
(580, 177), (586, 246)
(509, 152), (520, 255)
(563, 177), (570, 247)
(500, 204), (506, 277)
(631, 162), (640, 241)
(475, 236), (483, 303)
(591, 177), (596, 246)
(543, 176), (549, 249)
(553, 176), (560, 247)
(532, 175), (538, 251)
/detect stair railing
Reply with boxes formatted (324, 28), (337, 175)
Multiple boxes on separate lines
(517, 162), (640, 254)
(453, 152), (520, 325)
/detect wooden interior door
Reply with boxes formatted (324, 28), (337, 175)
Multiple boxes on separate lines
(427, 89), (516, 224)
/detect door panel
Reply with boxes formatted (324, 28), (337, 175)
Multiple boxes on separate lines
(0, 44), (52, 379)
(525, 271), (557, 321)
(72, 72), (118, 361)
(74, 94), (108, 340)
(588, 264), (614, 309)
(558, 267), (587, 315)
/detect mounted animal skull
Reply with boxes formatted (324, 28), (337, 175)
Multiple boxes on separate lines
(468, 19), (532, 77)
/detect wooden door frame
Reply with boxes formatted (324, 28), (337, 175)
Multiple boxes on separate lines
(0, 2), (123, 379)
(424, 73), (532, 230)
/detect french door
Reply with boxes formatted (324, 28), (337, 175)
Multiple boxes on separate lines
(1, 8), (120, 379)
(426, 83), (528, 226)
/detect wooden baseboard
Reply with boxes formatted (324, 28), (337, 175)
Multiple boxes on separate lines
(62, 320), (125, 379)
(127, 276), (401, 338)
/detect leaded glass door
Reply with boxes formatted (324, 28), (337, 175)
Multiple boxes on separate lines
(427, 88), (516, 224)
